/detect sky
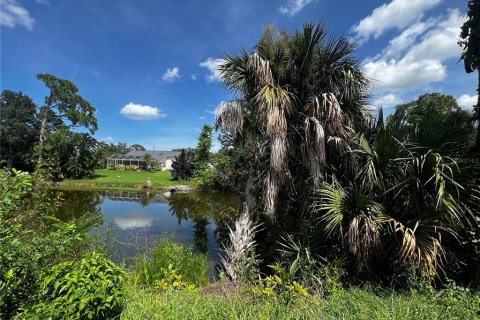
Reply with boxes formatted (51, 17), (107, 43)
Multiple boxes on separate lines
(1, 0), (478, 150)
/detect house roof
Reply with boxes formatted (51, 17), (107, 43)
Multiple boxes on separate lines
(124, 150), (181, 163)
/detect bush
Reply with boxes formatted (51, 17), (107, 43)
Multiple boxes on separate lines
(133, 237), (208, 289)
(196, 168), (215, 191)
(21, 252), (126, 320)
(0, 169), (103, 318)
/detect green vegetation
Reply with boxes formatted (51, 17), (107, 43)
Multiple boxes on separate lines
(171, 149), (196, 181)
(59, 169), (196, 190)
(21, 252), (126, 320)
(121, 286), (479, 320)
(0, 90), (37, 171)
(2, 12), (480, 319)
(459, 0), (480, 150)
(132, 237), (209, 289)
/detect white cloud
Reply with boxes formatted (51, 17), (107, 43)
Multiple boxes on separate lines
(199, 115), (206, 120)
(199, 58), (224, 82)
(457, 94), (478, 111)
(362, 9), (465, 93)
(99, 136), (114, 142)
(372, 93), (403, 108)
(279, 0), (314, 16)
(191, 74), (197, 81)
(0, 0), (35, 30)
(352, 0), (441, 42)
(35, 0), (49, 5)
(120, 102), (166, 120)
(204, 108), (216, 114)
(113, 216), (154, 230)
(162, 67), (180, 82)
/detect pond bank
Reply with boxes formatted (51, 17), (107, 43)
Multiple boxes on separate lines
(53, 169), (197, 192)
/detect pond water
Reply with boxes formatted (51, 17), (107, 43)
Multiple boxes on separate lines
(54, 190), (240, 275)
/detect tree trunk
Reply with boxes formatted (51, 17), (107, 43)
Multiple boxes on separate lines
(476, 71), (480, 154)
(7, 141), (13, 171)
(38, 112), (48, 165)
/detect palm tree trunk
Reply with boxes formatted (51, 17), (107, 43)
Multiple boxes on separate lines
(221, 170), (257, 282)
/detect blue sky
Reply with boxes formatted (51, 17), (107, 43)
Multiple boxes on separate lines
(1, 0), (478, 150)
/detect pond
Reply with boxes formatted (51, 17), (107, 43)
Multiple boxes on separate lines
(54, 190), (241, 276)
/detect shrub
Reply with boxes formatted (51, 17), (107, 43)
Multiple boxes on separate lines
(0, 169), (104, 318)
(21, 252), (126, 320)
(133, 237), (208, 288)
(115, 164), (126, 171)
(196, 168), (215, 191)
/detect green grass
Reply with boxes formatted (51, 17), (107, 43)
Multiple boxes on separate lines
(57, 169), (196, 191)
(121, 286), (480, 320)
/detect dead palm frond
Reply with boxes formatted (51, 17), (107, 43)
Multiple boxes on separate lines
(215, 101), (245, 139)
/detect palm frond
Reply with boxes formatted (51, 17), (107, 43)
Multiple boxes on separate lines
(214, 100), (245, 139)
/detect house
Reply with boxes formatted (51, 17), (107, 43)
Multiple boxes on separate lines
(107, 150), (181, 170)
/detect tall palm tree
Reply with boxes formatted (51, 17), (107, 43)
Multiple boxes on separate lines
(216, 23), (370, 279)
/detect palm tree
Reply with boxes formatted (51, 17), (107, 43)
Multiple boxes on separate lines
(216, 23), (370, 279)
(143, 153), (153, 171)
(313, 109), (480, 279)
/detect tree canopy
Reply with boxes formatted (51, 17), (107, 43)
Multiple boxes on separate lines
(36, 74), (97, 166)
(0, 90), (38, 171)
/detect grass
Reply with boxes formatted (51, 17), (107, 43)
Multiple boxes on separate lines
(57, 169), (196, 191)
(121, 286), (480, 320)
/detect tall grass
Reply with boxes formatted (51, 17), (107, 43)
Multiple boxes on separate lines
(131, 237), (209, 288)
(121, 285), (480, 320)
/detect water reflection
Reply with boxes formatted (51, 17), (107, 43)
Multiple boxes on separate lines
(55, 190), (240, 267)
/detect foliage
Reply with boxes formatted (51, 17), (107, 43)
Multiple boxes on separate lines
(195, 167), (216, 191)
(194, 124), (214, 171)
(153, 264), (197, 292)
(129, 144), (146, 151)
(95, 142), (129, 169)
(395, 93), (461, 125)
(0, 90), (38, 171)
(0, 169), (103, 318)
(459, 0), (480, 149)
(38, 130), (98, 180)
(133, 237), (208, 289)
(36, 73), (97, 176)
(21, 252), (125, 320)
(171, 148), (195, 180)
(311, 106), (480, 280)
(216, 22), (369, 217)
(143, 153), (154, 171)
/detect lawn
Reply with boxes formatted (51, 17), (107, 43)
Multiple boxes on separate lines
(58, 169), (196, 191)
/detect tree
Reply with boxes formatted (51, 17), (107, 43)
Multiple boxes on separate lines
(40, 130), (98, 180)
(171, 149), (195, 180)
(395, 93), (461, 125)
(459, 0), (480, 149)
(143, 153), (154, 171)
(129, 144), (146, 151)
(215, 23), (369, 279)
(36, 74), (97, 166)
(194, 125), (214, 171)
(0, 90), (37, 171)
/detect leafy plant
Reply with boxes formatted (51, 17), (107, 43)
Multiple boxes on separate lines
(133, 237), (208, 288)
(21, 252), (126, 320)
